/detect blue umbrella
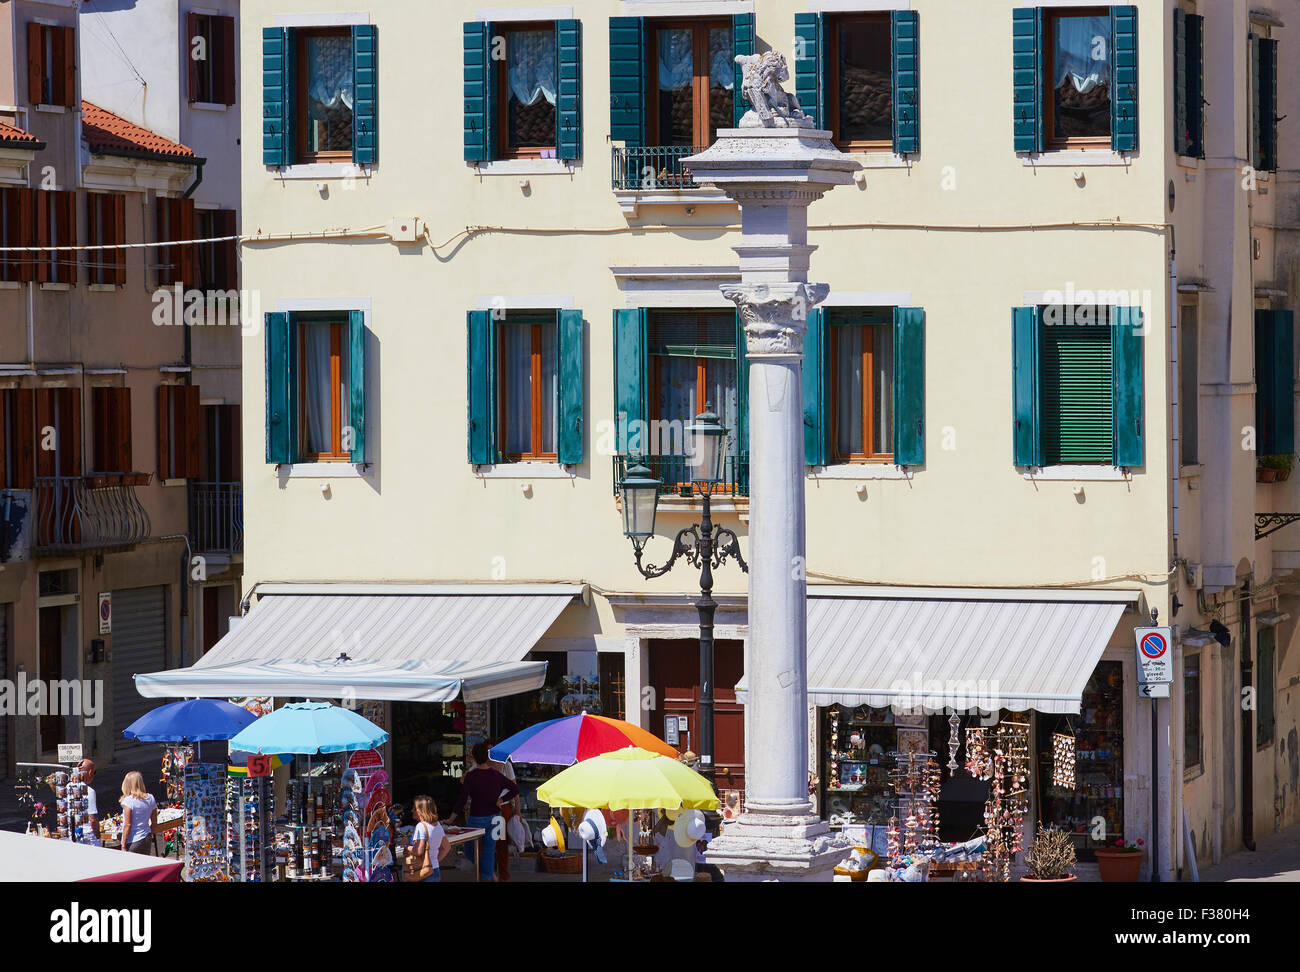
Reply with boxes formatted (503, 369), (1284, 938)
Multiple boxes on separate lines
(122, 698), (257, 742)
(227, 701), (388, 755)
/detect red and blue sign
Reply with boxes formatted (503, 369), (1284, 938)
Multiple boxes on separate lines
(1140, 632), (1167, 658)
(1134, 626), (1173, 687)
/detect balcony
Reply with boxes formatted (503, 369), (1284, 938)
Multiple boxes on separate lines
(613, 453), (750, 499)
(611, 145), (734, 217)
(189, 481), (243, 557)
(33, 474), (152, 553)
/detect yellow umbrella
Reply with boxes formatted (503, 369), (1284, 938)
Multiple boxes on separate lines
(537, 748), (718, 880)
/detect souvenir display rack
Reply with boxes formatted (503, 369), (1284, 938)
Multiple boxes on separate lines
(981, 717), (1031, 882)
(344, 749), (395, 883)
(821, 705), (897, 828)
(279, 761), (342, 881)
(885, 750), (939, 863)
(226, 773), (274, 882)
(183, 761), (228, 881)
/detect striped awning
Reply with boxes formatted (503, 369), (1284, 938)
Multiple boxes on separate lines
(134, 584), (581, 703)
(737, 588), (1136, 713)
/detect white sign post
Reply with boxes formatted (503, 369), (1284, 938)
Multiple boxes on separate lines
(1134, 619), (1172, 882)
(98, 593), (112, 635)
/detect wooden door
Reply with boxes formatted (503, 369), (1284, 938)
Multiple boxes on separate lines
(648, 638), (745, 790)
(38, 606), (61, 751)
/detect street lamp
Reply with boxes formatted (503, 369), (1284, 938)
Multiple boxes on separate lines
(618, 409), (748, 791)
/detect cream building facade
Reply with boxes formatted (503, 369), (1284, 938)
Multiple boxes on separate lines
(223, 0), (1300, 879)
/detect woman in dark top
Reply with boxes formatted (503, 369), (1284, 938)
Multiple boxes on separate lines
(447, 742), (519, 881)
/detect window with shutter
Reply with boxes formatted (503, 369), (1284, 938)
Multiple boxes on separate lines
(0, 187), (36, 283)
(1255, 309), (1295, 457)
(92, 387), (133, 473)
(1251, 35), (1279, 172)
(0, 389), (36, 489)
(86, 193), (126, 286)
(188, 14), (237, 106)
(34, 388), (81, 478)
(1040, 320), (1113, 464)
(196, 209), (238, 292)
(155, 197), (196, 289)
(36, 189), (76, 285)
(27, 23), (76, 108)
(826, 308), (894, 461)
(1257, 627), (1276, 747)
(157, 385), (201, 480)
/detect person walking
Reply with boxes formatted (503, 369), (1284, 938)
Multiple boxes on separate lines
(486, 753), (521, 881)
(407, 795), (450, 882)
(78, 759), (99, 838)
(446, 743), (517, 881)
(118, 772), (158, 855)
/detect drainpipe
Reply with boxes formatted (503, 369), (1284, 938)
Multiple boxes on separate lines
(178, 161), (203, 664)
(1241, 585), (1256, 850)
(1169, 226), (1180, 565)
(182, 158), (205, 199)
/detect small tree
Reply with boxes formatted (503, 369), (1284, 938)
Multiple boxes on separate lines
(1024, 827), (1077, 880)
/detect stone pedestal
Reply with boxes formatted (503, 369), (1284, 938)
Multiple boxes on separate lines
(685, 122), (859, 881)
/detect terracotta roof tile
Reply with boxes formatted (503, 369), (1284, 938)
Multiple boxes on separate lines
(0, 120), (43, 148)
(81, 101), (198, 163)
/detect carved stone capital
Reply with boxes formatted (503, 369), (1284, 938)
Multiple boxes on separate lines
(721, 282), (830, 355)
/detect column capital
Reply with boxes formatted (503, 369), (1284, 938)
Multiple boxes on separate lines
(721, 282), (830, 355)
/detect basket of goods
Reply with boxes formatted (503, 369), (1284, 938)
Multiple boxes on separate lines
(833, 846), (878, 881)
(539, 850), (584, 873)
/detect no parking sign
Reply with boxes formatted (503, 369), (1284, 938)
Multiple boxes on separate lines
(1134, 626), (1172, 687)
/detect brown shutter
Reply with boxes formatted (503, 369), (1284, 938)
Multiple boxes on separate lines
(216, 16), (237, 105)
(112, 193), (127, 284)
(27, 22), (43, 105)
(115, 387), (132, 472)
(85, 193), (100, 284)
(60, 26), (75, 107)
(186, 12), (201, 102)
(57, 190), (75, 284)
(17, 188), (34, 283)
(156, 385), (172, 478)
(34, 389), (53, 477)
(214, 209), (237, 290)
(227, 403), (242, 480)
(182, 385), (202, 478)
(66, 387), (81, 477)
(11, 388), (35, 488)
(178, 197), (197, 288)
(1, 188), (15, 281)
(35, 191), (50, 283)
(91, 387), (108, 470)
(155, 196), (173, 287)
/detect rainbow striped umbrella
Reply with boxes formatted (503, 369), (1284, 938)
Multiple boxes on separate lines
(489, 713), (677, 766)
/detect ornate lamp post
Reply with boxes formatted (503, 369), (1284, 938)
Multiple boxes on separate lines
(618, 410), (748, 790)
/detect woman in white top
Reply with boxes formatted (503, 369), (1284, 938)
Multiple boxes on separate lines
(409, 795), (450, 882)
(119, 771), (158, 855)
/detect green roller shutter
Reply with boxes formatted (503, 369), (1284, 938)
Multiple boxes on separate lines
(732, 13), (755, 128)
(351, 25), (378, 164)
(464, 22), (492, 162)
(1174, 9), (1187, 155)
(1041, 322), (1113, 465)
(614, 308), (647, 454)
(794, 12), (824, 130)
(893, 307), (925, 466)
(1012, 8), (1042, 153)
(1112, 306), (1144, 466)
(891, 10), (919, 155)
(802, 307), (827, 466)
(558, 308), (584, 465)
(735, 311), (749, 454)
(1259, 38), (1278, 172)
(262, 27), (292, 166)
(1256, 309), (1295, 456)
(1110, 5), (1139, 152)
(1012, 306), (1041, 467)
(557, 20), (583, 161)
(348, 310), (366, 463)
(264, 312), (294, 464)
(467, 310), (494, 464)
(1186, 13), (1204, 158)
(609, 18), (645, 148)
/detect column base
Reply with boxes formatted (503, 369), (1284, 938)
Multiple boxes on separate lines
(705, 810), (849, 882)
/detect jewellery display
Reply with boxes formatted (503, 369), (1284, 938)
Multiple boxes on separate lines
(886, 750), (939, 865)
(981, 717), (1031, 883)
(964, 727), (992, 780)
(1051, 731), (1077, 789)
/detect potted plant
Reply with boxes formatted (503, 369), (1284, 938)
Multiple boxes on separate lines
(1094, 837), (1145, 881)
(1258, 454), (1296, 482)
(1020, 827), (1078, 882)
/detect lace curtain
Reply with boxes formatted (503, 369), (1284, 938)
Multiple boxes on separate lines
(306, 35), (353, 119)
(657, 28), (734, 91)
(1053, 15), (1111, 93)
(508, 30), (557, 106)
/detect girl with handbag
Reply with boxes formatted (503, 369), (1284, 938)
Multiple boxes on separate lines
(406, 795), (450, 883)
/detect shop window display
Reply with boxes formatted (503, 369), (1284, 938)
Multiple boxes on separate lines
(1037, 660), (1124, 861)
(821, 704), (899, 829)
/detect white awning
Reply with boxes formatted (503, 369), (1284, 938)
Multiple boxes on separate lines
(736, 588), (1135, 713)
(134, 585), (582, 703)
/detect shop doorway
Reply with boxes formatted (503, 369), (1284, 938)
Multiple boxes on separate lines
(648, 639), (745, 790)
(38, 605), (63, 753)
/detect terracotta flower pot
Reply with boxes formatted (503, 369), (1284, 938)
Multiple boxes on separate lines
(1020, 874), (1078, 882)
(1258, 467), (1279, 483)
(1277, 468), (1292, 482)
(1094, 848), (1143, 882)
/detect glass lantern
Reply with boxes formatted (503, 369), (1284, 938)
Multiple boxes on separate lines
(618, 460), (661, 548)
(684, 409), (727, 487)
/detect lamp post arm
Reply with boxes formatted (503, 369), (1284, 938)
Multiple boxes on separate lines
(712, 525), (749, 573)
(633, 526), (699, 579)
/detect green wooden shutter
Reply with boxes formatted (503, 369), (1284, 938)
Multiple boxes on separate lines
(1259, 38), (1278, 172)
(264, 312), (294, 463)
(558, 308), (584, 465)
(735, 311), (750, 454)
(1251, 35), (1262, 170)
(467, 310), (494, 464)
(464, 22), (492, 163)
(614, 308), (647, 454)
(1174, 9), (1188, 156)
(262, 28), (291, 166)
(556, 20), (583, 161)
(1039, 322), (1113, 465)
(1110, 5), (1139, 152)
(802, 307), (827, 466)
(1012, 8), (1042, 153)
(893, 307), (925, 466)
(1187, 14), (1204, 158)
(732, 13), (755, 128)
(794, 13), (824, 130)
(348, 310), (366, 463)
(1256, 309), (1295, 456)
(351, 25), (378, 164)
(1112, 306), (1144, 467)
(891, 10), (919, 155)
(1012, 306), (1041, 466)
(609, 18), (646, 148)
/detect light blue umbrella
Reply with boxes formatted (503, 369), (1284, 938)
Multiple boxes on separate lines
(227, 701), (388, 755)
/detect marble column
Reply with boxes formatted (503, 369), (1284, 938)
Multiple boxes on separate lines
(684, 95), (859, 880)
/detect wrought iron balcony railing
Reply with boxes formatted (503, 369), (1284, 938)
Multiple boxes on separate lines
(33, 474), (152, 552)
(613, 453), (750, 499)
(189, 481), (243, 556)
(611, 145), (705, 190)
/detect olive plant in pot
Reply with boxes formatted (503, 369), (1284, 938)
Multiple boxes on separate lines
(1094, 837), (1144, 881)
(1020, 827), (1078, 882)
